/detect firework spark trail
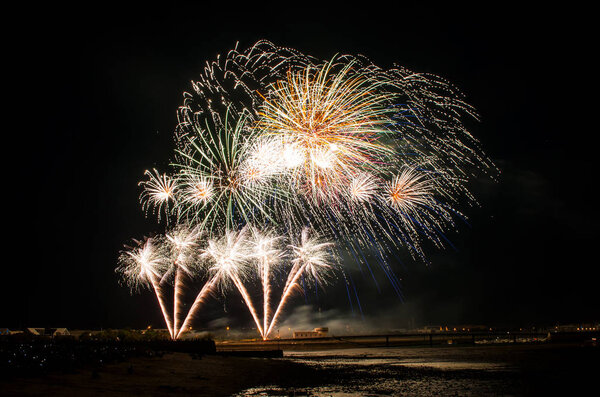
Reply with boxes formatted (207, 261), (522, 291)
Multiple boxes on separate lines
(165, 224), (203, 337)
(249, 228), (283, 339)
(230, 273), (264, 338)
(262, 257), (270, 338)
(148, 272), (175, 339)
(117, 238), (175, 339)
(265, 228), (333, 338)
(173, 268), (182, 337)
(194, 227), (270, 337)
(176, 273), (221, 339)
(256, 249), (273, 338)
(265, 262), (306, 338)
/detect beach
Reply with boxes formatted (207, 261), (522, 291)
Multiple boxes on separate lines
(2, 343), (598, 396)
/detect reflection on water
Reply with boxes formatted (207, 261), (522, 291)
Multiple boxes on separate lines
(235, 344), (598, 396)
(392, 361), (508, 370)
(286, 346), (515, 371)
(235, 346), (522, 396)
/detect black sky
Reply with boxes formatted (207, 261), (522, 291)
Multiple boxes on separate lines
(4, 5), (597, 330)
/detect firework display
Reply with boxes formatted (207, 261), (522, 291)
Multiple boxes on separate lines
(117, 238), (174, 337)
(118, 41), (494, 339)
(118, 225), (335, 340)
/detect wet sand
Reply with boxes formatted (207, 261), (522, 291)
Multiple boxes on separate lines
(3, 343), (598, 396)
(273, 343), (600, 396)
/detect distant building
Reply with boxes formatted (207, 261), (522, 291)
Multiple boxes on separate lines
(53, 328), (70, 337)
(417, 325), (489, 333)
(416, 325), (444, 333)
(26, 328), (70, 337)
(454, 325), (489, 332)
(293, 327), (329, 338)
(553, 323), (599, 332)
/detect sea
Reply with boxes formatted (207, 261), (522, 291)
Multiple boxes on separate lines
(235, 343), (598, 396)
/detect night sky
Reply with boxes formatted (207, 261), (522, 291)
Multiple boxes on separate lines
(4, 5), (596, 331)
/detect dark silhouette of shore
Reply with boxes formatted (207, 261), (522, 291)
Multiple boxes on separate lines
(2, 333), (598, 396)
